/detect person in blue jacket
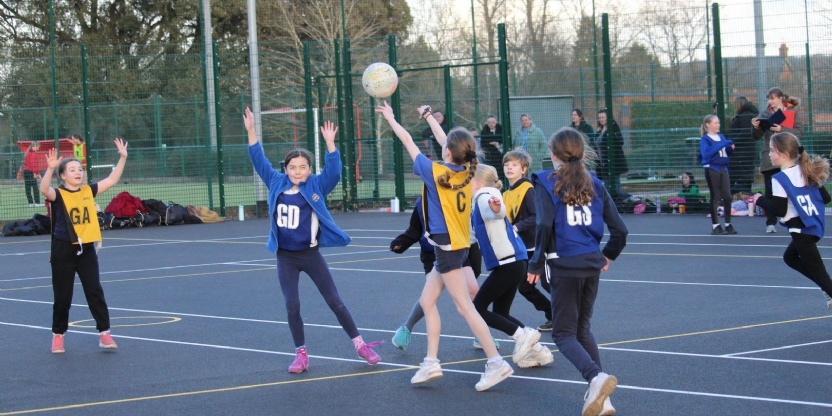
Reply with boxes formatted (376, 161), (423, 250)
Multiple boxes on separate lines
(699, 114), (736, 235)
(244, 108), (381, 374)
(752, 132), (832, 310)
(527, 127), (628, 416)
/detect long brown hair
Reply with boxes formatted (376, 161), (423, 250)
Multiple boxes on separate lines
(770, 132), (829, 187)
(549, 127), (597, 206)
(437, 127), (478, 190)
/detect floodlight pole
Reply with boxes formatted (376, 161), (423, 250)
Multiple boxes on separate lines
(202, 0), (217, 148)
(246, 0), (267, 204)
(48, 0), (59, 147)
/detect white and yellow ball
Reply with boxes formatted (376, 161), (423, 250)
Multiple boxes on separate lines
(362, 62), (398, 99)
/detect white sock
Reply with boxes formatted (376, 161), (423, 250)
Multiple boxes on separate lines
(725, 223), (731, 227)
(423, 357), (440, 366)
(712, 224), (719, 229)
(486, 356), (503, 366)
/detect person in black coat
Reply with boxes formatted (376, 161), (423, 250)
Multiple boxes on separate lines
(727, 96), (759, 194)
(421, 109), (449, 160)
(594, 109), (628, 198)
(480, 115), (504, 179)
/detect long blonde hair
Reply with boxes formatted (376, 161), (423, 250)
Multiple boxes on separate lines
(770, 132), (829, 187)
(474, 164), (502, 190)
(437, 127), (478, 190)
(549, 127), (597, 206)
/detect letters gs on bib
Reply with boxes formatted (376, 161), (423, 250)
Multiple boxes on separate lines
(567, 203), (593, 226)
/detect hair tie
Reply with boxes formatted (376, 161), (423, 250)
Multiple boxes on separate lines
(465, 150), (477, 161)
(798, 145), (804, 154)
(566, 156), (579, 162)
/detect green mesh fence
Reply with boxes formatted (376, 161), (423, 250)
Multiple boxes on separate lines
(2, 0), (832, 221)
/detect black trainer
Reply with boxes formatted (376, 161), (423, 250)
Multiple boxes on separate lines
(724, 224), (737, 234)
(537, 320), (553, 332)
(711, 225), (727, 235)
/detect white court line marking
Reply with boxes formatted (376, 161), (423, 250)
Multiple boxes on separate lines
(601, 346), (832, 367)
(1, 321), (830, 409)
(723, 339), (832, 357)
(2, 296), (829, 365)
(0, 250), (398, 283)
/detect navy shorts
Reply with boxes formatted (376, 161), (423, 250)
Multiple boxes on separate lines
(434, 247), (469, 274)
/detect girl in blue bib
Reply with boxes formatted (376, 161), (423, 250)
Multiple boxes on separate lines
(752, 132), (832, 310)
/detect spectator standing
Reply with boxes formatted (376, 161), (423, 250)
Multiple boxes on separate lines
(752, 87), (803, 233)
(594, 109), (628, 199)
(22, 141), (43, 207)
(480, 115), (504, 180)
(515, 114), (546, 172)
(728, 96), (759, 194)
(570, 109), (595, 138)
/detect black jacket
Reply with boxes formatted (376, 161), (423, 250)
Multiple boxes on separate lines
(594, 121), (628, 177)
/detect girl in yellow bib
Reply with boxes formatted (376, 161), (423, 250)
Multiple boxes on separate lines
(39, 138), (129, 354)
(378, 102), (514, 392)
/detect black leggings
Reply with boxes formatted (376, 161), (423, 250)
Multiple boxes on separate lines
(762, 168), (781, 226)
(51, 240), (110, 334)
(472, 260), (526, 336)
(704, 168), (732, 224)
(783, 233), (832, 298)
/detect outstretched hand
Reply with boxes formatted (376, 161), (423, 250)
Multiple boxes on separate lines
(114, 138), (128, 158)
(243, 107), (255, 133)
(45, 148), (61, 170)
(417, 105), (431, 120)
(488, 196), (501, 213)
(375, 101), (394, 121)
(320, 120), (338, 144)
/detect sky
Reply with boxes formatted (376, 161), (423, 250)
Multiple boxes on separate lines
(403, 0), (831, 58)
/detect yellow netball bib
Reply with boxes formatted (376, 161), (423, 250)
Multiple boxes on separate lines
(503, 181), (533, 223)
(58, 186), (102, 244)
(431, 164), (472, 250)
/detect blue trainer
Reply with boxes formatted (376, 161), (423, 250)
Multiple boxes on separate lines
(392, 325), (411, 350)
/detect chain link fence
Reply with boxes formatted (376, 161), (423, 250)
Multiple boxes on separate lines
(2, 0), (831, 221)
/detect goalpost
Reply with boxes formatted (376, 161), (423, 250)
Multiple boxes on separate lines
(260, 107), (322, 174)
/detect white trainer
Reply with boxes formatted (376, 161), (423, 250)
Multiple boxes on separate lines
(411, 360), (443, 384)
(512, 327), (541, 364)
(599, 397), (616, 415)
(582, 372), (617, 416)
(516, 344), (554, 368)
(474, 360), (513, 391)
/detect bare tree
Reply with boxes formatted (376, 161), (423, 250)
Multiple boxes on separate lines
(637, 0), (707, 86)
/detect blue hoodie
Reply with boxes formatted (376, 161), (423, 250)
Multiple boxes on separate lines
(698, 133), (733, 172)
(248, 142), (350, 253)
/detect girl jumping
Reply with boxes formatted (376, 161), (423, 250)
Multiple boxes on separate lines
(244, 108), (381, 373)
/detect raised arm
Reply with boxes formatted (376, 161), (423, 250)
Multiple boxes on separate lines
(96, 138), (129, 193)
(39, 148), (61, 202)
(377, 101), (422, 161)
(419, 105), (447, 147)
(243, 106), (259, 146)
